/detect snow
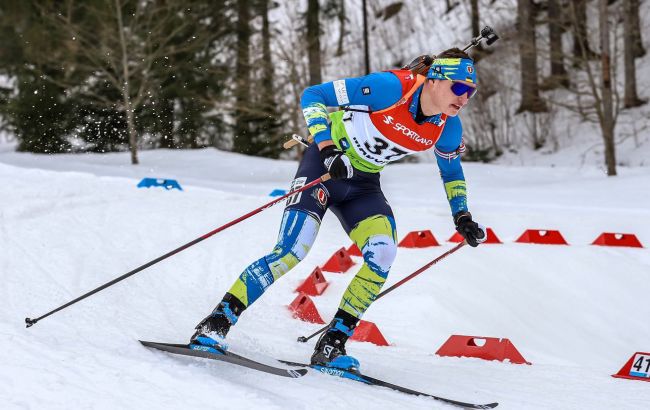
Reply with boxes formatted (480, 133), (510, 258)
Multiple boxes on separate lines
(1, 148), (649, 409)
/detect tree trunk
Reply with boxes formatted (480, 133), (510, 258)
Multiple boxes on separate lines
(362, 0), (370, 74)
(469, 0), (488, 62)
(336, 0), (345, 57)
(256, 0), (281, 157)
(470, 0), (480, 40)
(125, 100), (138, 164)
(623, 0), (646, 108)
(307, 0), (322, 85)
(233, 0), (251, 154)
(261, 0), (273, 107)
(599, 0), (616, 176)
(115, 0), (138, 164)
(516, 0), (548, 114)
(158, 92), (176, 149)
(571, 0), (598, 63)
(548, 0), (569, 88)
(629, 0), (646, 57)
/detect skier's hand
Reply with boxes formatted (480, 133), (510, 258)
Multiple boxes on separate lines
(453, 211), (486, 247)
(320, 145), (354, 180)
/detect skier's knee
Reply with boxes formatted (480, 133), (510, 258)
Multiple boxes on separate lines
(363, 239), (397, 277)
(227, 210), (320, 307)
(350, 215), (397, 278)
(265, 209), (320, 275)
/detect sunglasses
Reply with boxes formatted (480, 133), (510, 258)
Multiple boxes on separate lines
(450, 81), (478, 98)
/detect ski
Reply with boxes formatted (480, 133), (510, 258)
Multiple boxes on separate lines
(279, 360), (498, 409)
(140, 340), (307, 378)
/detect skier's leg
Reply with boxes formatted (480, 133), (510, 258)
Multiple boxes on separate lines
(192, 143), (338, 346)
(312, 191), (397, 368)
(338, 213), (397, 318)
(227, 208), (321, 307)
(192, 209), (321, 346)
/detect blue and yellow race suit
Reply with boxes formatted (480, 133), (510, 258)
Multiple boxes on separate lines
(222, 69), (470, 326)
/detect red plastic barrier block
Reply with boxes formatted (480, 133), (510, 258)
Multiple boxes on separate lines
(287, 293), (325, 324)
(398, 230), (440, 248)
(436, 335), (531, 365)
(350, 320), (389, 346)
(295, 267), (329, 296)
(321, 247), (355, 273)
(592, 233), (643, 248)
(515, 229), (568, 245)
(448, 227), (502, 244)
(612, 352), (650, 382)
(347, 243), (362, 257)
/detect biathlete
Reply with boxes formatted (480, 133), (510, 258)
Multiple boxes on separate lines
(190, 47), (487, 371)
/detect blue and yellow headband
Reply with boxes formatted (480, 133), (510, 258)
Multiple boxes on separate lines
(426, 58), (477, 84)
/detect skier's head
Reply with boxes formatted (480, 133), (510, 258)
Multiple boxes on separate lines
(422, 48), (477, 116)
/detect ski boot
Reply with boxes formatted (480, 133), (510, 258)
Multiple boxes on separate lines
(190, 295), (244, 352)
(311, 316), (360, 372)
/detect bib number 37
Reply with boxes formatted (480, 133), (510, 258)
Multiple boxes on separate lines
(363, 136), (408, 162)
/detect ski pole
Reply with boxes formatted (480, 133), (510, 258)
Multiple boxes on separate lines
(297, 240), (467, 343)
(25, 174), (331, 328)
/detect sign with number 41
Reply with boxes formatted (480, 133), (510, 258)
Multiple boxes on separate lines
(613, 352), (650, 382)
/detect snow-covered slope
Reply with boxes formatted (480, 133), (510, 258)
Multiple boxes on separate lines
(1, 149), (649, 409)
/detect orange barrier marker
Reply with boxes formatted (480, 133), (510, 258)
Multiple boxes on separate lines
(347, 243), (363, 257)
(592, 233), (643, 248)
(321, 247), (355, 273)
(288, 293), (325, 324)
(350, 320), (390, 346)
(612, 352), (650, 382)
(448, 227), (502, 244)
(515, 229), (568, 245)
(436, 335), (531, 365)
(295, 267), (329, 296)
(398, 230), (440, 248)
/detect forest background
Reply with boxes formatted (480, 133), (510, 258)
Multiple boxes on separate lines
(0, 0), (647, 176)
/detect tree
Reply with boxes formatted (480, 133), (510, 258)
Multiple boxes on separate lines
(468, 0), (493, 62)
(31, 0), (213, 164)
(307, 0), (322, 85)
(336, 0), (346, 56)
(629, 0), (646, 58)
(516, 0), (548, 113)
(246, 0), (283, 158)
(323, 0), (347, 57)
(540, 0), (634, 174)
(623, 0), (646, 108)
(361, 0), (370, 74)
(233, 0), (253, 154)
(0, 2), (74, 153)
(571, 0), (599, 62)
(545, 0), (570, 88)
(598, 0), (616, 175)
(138, 2), (233, 151)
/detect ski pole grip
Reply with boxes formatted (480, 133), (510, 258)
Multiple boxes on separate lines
(283, 134), (312, 149)
(283, 139), (299, 149)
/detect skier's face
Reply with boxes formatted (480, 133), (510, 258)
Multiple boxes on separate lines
(425, 79), (476, 117)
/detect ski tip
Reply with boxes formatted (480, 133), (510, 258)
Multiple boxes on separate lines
(479, 403), (499, 409)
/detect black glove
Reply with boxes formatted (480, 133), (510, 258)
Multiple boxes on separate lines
(453, 211), (486, 247)
(320, 145), (354, 180)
